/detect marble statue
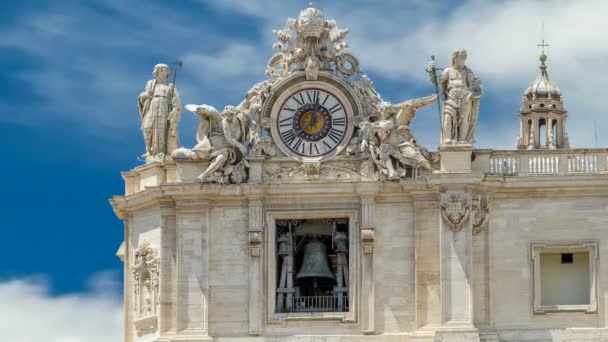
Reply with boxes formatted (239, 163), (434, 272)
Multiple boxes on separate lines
(429, 49), (482, 144)
(137, 64), (181, 162)
(360, 95), (437, 180)
(172, 104), (250, 184)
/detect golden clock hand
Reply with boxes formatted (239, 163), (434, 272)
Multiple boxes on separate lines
(295, 112), (319, 136)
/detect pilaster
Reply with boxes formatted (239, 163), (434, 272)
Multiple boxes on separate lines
(247, 198), (264, 335)
(175, 200), (211, 340)
(159, 202), (177, 336)
(435, 190), (479, 342)
(124, 215), (133, 342)
(360, 196), (375, 334)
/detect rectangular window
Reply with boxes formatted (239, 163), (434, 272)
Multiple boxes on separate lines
(275, 218), (349, 313)
(265, 210), (359, 323)
(540, 252), (590, 306)
(531, 241), (598, 314)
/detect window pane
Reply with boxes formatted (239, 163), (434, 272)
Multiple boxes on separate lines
(540, 252), (590, 305)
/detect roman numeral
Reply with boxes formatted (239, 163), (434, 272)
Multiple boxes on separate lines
(333, 117), (345, 126)
(281, 130), (296, 145)
(323, 140), (332, 151)
(306, 90), (320, 104)
(328, 129), (343, 144)
(309, 143), (320, 155)
(279, 117), (292, 128)
(282, 107), (296, 112)
(293, 138), (303, 152)
(292, 94), (304, 106)
(329, 103), (343, 114)
(322, 94), (330, 106)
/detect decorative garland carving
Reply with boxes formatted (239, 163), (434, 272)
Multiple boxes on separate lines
(472, 193), (490, 235)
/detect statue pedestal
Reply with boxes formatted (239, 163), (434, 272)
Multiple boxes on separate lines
(438, 144), (473, 173)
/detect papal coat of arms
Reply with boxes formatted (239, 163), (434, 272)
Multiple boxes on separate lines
(440, 191), (471, 232)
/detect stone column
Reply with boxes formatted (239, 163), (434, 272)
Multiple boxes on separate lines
(435, 191), (480, 342)
(360, 196), (375, 334)
(414, 196), (442, 338)
(247, 198), (264, 335)
(175, 200), (211, 340)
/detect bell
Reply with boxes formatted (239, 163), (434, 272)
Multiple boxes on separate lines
(296, 240), (336, 282)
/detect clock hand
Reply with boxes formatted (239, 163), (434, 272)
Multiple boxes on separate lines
(295, 115), (316, 137)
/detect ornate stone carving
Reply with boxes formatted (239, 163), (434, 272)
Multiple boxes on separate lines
(137, 64), (181, 163)
(303, 161), (321, 180)
(132, 240), (159, 336)
(266, 4), (360, 80)
(359, 95), (438, 180)
(428, 49), (482, 145)
(440, 191), (471, 232)
(172, 104), (250, 183)
(361, 228), (375, 254)
(264, 162), (360, 181)
(472, 193), (490, 235)
(249, 231), (263, 257)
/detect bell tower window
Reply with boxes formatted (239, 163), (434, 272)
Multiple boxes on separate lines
(275, 218), (349, 313)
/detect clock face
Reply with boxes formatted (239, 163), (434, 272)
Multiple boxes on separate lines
(275, 88), (348, 158)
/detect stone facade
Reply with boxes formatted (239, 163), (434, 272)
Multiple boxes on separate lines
(111, 5), (608, 342)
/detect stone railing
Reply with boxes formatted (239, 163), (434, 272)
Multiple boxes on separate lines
(484, 149), (608, 175)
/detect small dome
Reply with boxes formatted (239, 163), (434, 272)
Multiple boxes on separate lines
(524, 54), (562, 101)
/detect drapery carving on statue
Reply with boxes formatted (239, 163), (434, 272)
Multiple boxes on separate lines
(440, 191), (471, 232)
(172, 104), (250, 184)
(359, 95), (437, 180)
(266, 5), (360, 80)
(472, 193), (490, 235)
(132, 240), (159, 335)
(137, 64), (181, 163)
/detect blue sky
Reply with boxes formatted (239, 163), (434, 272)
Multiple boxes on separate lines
(1, 0), (607, 340)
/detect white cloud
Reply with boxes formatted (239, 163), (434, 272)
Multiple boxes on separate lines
(206, 0), (608, 148)
(3, 0), (606, 149)
(0, 273), (123, 342)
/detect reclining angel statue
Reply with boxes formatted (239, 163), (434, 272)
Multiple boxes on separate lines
(359, 94), (437, 180)
(172, 104), (250, 184)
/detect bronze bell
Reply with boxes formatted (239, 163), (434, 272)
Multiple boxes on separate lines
(277, 234), (290, 256)
(295, 240), (336, 281)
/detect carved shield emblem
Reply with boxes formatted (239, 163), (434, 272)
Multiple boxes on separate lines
(440, 191), (470, 232)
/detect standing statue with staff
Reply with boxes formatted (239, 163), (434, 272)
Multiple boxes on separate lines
(137, 63), (182, 162)
(427, 48), (482, 145)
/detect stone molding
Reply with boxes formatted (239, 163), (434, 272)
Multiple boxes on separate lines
(530, 241), (599, 314)
(265, 209), (359, 325)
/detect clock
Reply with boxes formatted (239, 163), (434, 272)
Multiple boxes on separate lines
(268, 78), (356, 161)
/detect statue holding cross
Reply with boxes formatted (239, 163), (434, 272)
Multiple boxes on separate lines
(428, 48), (483, 145)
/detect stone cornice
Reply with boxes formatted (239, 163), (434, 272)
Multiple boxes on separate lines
(109, 172), (608, 219)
